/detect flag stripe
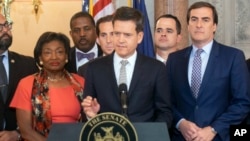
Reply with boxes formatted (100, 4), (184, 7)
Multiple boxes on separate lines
(127, 0), (131, 7)
(94, 3), (114, 21)
(82, 0), (114, 22)
(89, 0), (94, 15)
(93, 0), (112, 16)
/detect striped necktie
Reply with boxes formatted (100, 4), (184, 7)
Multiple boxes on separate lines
(119, 60), (128, 85)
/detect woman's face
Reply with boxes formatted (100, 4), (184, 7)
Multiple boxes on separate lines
(39, 40), (67, 72)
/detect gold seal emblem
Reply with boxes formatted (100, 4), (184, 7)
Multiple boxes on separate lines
(79, 112), (138, 141)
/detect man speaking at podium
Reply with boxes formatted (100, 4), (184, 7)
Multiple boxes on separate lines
(82, 6), (172, 128)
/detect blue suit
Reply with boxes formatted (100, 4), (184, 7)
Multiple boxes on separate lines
(167, 40), (250, 141)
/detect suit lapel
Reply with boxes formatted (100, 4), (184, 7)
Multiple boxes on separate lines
(6, 52), (16, 104)
(71, 48), (77, 72)
(128, 54), (144, 97)
(199, 41), (219, 96)
(106, 54), (120, 96)
(183, 47), (195, 98)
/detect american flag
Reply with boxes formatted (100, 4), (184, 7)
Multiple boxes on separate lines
(82, 0), (114, 22)
(82, 0), (89, 12)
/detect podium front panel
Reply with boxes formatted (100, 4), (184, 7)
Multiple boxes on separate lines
(47, 122), (170, 141)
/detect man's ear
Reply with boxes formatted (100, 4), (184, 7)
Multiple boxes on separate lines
(137, 31), (144, 44)
(177, 34), (182, 43)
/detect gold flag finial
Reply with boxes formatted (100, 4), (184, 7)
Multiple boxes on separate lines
(0, 0), (13, 23)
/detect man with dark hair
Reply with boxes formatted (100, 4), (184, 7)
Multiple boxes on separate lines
(66, 11), (103, 73)
(154, 14), (182, 64)
(82, 7), (172, 128)
(95, 14), (114, 56)
(167, 1), (250, 141)
(78, 14), (114, 77)
(0, 14), (38, 141)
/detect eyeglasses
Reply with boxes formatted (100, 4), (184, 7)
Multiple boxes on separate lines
(0, 22), (12, 32)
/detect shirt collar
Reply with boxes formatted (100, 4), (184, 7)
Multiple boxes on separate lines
(1, 50), (9, 60)
(192, 40), (213, 56)
(114, 51), (137, 66)
(156, 54), (166, 63)
(75, 44), (98, 58)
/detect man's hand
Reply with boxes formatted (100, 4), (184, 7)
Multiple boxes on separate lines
(179, 119), (201, 141)
(193, 126), (216, 141)
(0, 130), (19, 141)
(82, 96), (100, 118)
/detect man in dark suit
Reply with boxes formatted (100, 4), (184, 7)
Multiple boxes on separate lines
(244, 59), (250, 125)
(82, 7), (172, 128)
(246, 58), (250, 72)
(66, 11), (103, 73)
(0, 14), (38, 140)
(167, 2), (250, 141)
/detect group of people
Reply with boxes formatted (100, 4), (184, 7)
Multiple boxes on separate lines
(0, 1), (250, 141)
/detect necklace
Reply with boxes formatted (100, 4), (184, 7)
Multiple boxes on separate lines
(47, 75), (65, 82)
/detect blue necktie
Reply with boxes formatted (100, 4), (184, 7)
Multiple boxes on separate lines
(191, 49), (203, 98)
(76, 52), (95, 61)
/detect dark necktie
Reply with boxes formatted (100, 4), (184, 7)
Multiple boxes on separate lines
(191, 49), (203, 98)
(119, 60), (128, 85)
(76, 52), (95, 61)
(0, 55), (8, 103)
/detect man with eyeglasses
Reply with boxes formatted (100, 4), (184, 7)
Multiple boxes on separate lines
(0, 14), (38, 141)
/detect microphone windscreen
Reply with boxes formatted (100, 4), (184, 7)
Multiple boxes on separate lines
(119, 83), (127, 92)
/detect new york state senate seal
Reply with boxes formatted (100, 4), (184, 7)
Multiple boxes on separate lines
(79, 112), (138, 141)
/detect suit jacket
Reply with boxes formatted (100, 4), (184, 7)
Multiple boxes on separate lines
(66, 45), (103, 73)
(167, 40), (250, 141)
(244, 58), (250, 124)
(0, 51), (38, 131)
(246, 58), (250, 71)
(84, 53), (172, 128)
(77, 58), (96, 78)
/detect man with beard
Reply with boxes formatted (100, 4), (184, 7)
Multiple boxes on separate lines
(66, 11), (103, 73)
(0, 14), (38, 141)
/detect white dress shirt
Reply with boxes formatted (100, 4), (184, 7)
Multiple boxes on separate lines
(188, 41), (213, 86)
(113, 51), (137, 90)
(156, 53), (167, 64)
(75, 44), (98, 70)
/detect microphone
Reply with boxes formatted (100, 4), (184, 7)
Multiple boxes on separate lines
(119, 83), (128, 118)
